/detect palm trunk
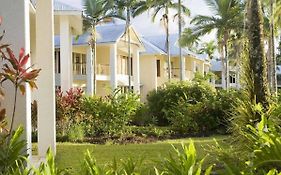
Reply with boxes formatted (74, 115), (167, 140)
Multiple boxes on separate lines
(91, 25), (97, 95)
(271, 0), (277, 95)
(179, 0), (185, 81)
(267, 38), (273, 89)
(247, 0), (270, 109)
(165, 7), (172, 81)
(224, 33), (229, 90)
(127, 7), (132, 91)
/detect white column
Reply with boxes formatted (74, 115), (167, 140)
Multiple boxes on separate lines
(110, 44), (117, 90)
(86, 47), (94, 95)
(36, 0), (56, 156)
(133, 50), (140, 94)
(60, 16), (73, 92)
(0, 0), (32, 157)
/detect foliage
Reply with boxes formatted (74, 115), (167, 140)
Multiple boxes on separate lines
(67, 123), (85, 142)
(0, 126), (27, 175)
(81, 149), (143, 175)
(82, 90), (141, 137)
(131, 104), (157, 126)
(147, 80), (216, 126)
(146, 79), (236, 135)
(56, 88), (85, 137)
(129, 126), (173, 139)
(157, 141), (213, 175)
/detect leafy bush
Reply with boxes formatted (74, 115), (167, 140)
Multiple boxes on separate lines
(56, 88), (85, 137)
(67, 124), (85, 142)
(131, 104), (156, 126)
(147, 80), (216, 126)
(129, 126), (173, 139)
(82, 90), (141, 137)
(147, 80), (238, 135)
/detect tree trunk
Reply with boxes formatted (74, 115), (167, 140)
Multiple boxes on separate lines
(270, 0), (277, 95)
(247, 0), (270, 108)
(126, 7), (132, 91)
(179, 0), (185, 81)
(165, 6), (172, 81)
(91, 25), (97, 95)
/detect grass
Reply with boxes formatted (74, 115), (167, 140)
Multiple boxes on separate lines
(47, 136), (226, 174)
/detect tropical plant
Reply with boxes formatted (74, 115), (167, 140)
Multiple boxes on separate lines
(156, 141), (213, 175)
(246, 0), (270, 109)
(56, 88), (84, 137)
(134, 0), (189, 81)
(198, 40), (217, 60)
(0, 127), (27, 175)
(180, 0), (244, 89)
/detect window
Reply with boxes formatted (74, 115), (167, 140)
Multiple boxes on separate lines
(73, 52), (87, 75)
(157, 60), (160, 77)
(118, 55), (133, 75)
(230, 75), (236, 84)
(54, 50), (60, 73)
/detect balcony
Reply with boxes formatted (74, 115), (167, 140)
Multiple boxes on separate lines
(171, 68), (193, 80)
(97, 64), (110, 75)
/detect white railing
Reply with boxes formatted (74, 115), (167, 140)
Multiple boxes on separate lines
(96, 64), (110, 75)
(73, 63), (86, 75)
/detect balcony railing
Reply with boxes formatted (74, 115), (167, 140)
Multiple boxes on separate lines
(73, 63), (86, 75)
(96, 64), (110, 75)
(171, 68), (192, 79)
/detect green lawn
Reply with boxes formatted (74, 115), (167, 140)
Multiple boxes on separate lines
(49, 136), (226, 174)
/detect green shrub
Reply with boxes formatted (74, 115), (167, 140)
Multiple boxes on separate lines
(129, 126), (173, 139)
(131, 104), (156, 126)
(147, 80), (216, 126)
(56, 88), (85, 137)
(82, 90), (141, 137)
(67, 123), (85, 142)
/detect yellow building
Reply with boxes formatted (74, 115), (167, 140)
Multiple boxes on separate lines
(140, 35), (211, 101)
(55, 24), (145, 96)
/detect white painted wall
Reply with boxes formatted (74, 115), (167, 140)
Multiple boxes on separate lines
(0, 0), (32, 157)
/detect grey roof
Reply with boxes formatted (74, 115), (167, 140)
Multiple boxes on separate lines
(54, 1), (81, 11)
(210, 60), (222, 71)
(142, 34), (205, 61)
(30, 0), (81, 11)
(55, 24), (126, 47)
(140, 38), (166, 55)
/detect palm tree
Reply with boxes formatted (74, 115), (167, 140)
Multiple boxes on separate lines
(113, 0), (147, 91)
(247, 0), (270, 108)
(198, 40), (216, 60)
(134, 0), (189, 81)
(180, 0), (244, 89)
(83, 0), (123, 95)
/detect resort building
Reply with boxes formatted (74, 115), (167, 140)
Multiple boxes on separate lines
(210, 59), (240, 89)
(140, 35), (210, 101)
(54, 24), (145, 96)
(0, 0), (82, 158)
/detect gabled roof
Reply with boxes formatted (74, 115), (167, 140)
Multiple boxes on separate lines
(55, 24), (140, 47)
(54, 1), (81, 11)
(142, 34), (207, 61)
(140, 38), (166, 55)
(30, 0), (81, 11)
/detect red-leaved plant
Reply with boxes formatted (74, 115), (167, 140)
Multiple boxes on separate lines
(0, 16), (41, 137)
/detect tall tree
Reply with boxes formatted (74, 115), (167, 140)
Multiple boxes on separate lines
(180, 0), (243, 89)
(198, 40), (217, 60)
(247, 0), (270, 108)
(134, 0), (189, 81)
(83, 0), (123, 94)
(113, 0), (146, 91)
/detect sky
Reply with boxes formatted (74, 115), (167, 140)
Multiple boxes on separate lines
(62, 0), (214, 40)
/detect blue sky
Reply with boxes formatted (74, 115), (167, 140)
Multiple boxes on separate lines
(62, 0), (213, 39)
